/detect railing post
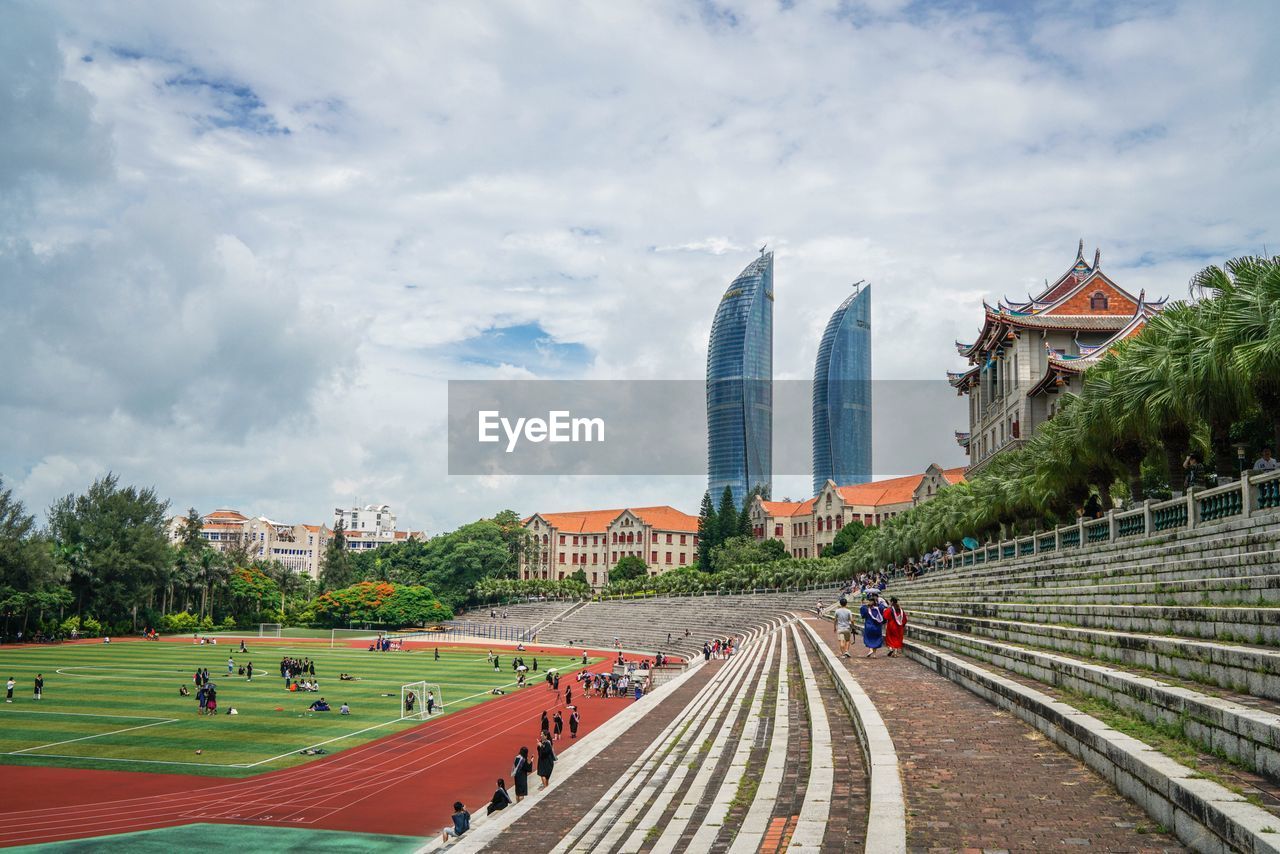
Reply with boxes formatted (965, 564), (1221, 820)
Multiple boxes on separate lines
(1107, 508), (1117, 543)
(1054, 525), (1061, 551)
(1188, 488), (1199, 528)
(1076, 517), (1085, 549)
(1142, 499), (1153, 535)
(1242, 472), (1254, 519)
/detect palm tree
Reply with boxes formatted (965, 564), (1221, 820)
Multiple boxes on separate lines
(1196, 255), (1280, 450)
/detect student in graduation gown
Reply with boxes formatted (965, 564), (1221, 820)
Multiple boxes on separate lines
(860, 594), (886, 657)
(884, 596), (907, 657)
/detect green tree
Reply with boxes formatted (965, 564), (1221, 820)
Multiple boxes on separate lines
(320, 520), (356, 591)
(0, 478), (58, 635)
(569, 568), (588, 586)
(715, 487), (737, 551)
(609, 555), (648, 584)
(826, 519), (867, 556)
(696, 491), (716, 571)
(46, 473), (171, 628)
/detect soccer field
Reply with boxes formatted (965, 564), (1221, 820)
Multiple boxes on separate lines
(0, 639), (593, 778)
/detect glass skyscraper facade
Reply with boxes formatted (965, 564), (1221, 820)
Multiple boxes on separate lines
(707, 252), (773, 507)
(812, 285), (871, 495)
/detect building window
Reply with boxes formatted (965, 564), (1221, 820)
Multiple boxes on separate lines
(679, 553), (686, 565)
(666, 533), (672, 544)
(592, 554), (598, 564)
(665, 552), (672, 564)
(651, 551), (658, 563)
(559, 535), (566, 545)
(680, 534), (687, 545)
(1090, 291), (1108, 311)
(558, 553), (565, 563)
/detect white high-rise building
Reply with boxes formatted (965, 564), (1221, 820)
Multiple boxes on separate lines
(334, 504), (397, 536)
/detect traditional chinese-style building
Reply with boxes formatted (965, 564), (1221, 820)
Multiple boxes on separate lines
(949, 241), (1167, 474)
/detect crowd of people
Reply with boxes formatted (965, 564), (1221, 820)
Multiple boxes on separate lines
(832, 592), (907, 659)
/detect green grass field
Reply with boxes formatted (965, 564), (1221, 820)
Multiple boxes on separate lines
(0, 639), (592, 778)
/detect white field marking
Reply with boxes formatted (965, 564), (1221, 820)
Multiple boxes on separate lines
(10, 717), (179, 754)
(0, 668), (580, 833)
(0, 678), (570, 846)
(0, 709), (172, 721)
(1, 751), (232, 769)
(237, 675), (540, 768)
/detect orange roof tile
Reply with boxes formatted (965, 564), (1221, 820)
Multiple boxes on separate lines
(835, 473), (926, 507)
(629, 506), (699, 532)
(206, 510), (248, 521)
(942, 467), (966, 485)
(760, 500), (811, 517)
(531, 505), (697, 533)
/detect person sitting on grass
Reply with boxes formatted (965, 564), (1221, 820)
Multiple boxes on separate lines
(309, 698), (331, 712)
(179, 685), (189, 696)
(339, 702), (350, 715)
(339, 673), (355, 681)
(440, 801), (470, 843)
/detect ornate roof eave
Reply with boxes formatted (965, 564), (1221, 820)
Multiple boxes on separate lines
(954, 431), (971, 448)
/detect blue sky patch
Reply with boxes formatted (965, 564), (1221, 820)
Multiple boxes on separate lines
(451, 322), (593, 374)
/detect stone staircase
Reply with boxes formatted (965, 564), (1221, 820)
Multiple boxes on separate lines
(883, 508), (1280, 852)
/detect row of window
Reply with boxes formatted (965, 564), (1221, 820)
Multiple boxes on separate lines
(559, 532), (696, 546)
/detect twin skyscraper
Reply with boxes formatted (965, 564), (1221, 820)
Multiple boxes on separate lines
(706, 251), (872, 507)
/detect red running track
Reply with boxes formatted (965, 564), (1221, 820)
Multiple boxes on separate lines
(0, 644), (658, 848)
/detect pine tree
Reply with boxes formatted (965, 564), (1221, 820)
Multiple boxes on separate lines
(737, 487), (755, 537)
(696, 491), (716, 571)
(716, 487), (737, 551)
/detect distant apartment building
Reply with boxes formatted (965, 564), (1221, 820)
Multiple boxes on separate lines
(166, 509), (332, 579)
(749, 464), (965, 558)
(333, 504), (426, 551)
(520, 505), (700, 589)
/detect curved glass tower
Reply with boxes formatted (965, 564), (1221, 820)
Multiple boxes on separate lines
(707, 251), (773, 507)
(812, 284), (871, 495)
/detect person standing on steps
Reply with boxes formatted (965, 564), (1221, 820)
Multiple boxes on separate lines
(884, 597), (907, 657)
(860, 593), (885, 657)
(536, 731), (556, 789)
(833, 597), (854, 659)
(512, 746), (531, 801)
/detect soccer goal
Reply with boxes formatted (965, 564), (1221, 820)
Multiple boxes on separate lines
(330, 628), (383, 649)
(259, 623), (282, 638)
(400, 681), (443, 721)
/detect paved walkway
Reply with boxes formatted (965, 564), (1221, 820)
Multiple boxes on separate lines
(802, 617), (1186, 853)
(477, 661), (721, 853)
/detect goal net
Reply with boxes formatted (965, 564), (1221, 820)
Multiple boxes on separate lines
(330, 628), (384, 649)
(400, 682), (443, 720)
(259, 623), (282, 638)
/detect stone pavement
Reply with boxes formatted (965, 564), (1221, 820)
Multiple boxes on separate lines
(802, 617), (1187, 853)
(476, 660), (721, 853)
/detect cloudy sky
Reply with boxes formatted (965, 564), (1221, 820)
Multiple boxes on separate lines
(3, 0), (1277, 533)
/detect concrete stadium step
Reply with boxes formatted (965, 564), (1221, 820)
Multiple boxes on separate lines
(903, 607), (1280, 702)
(897, 570), (1280, 608)
(899, 598), (1280, 646)
(903, 545), (1280, 601)
(802, 616), (1183, 852)
(902, 616), (1280, 787)
(549, 620), (783, 853)
(900, 636), (1276, 853)
(908, 513), (1280, 588)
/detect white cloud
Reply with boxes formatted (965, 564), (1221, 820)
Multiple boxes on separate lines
(1, 0), (1277, 531)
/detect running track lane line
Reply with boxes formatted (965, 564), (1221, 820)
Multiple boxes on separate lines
(0, 659), (623, 847)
